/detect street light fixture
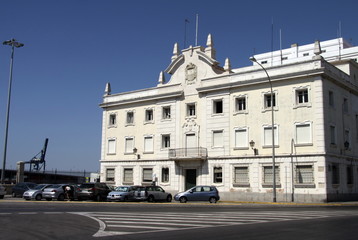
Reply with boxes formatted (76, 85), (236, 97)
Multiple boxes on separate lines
(1, 39), (24, 183)
(249, 56), (276, 202)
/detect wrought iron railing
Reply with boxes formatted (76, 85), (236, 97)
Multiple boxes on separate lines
(168, 147), (207, 160)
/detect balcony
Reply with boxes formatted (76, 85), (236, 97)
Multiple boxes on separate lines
(168, 147), (207, 161)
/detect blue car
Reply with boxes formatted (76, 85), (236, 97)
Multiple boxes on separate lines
(174, 186), (220, 203)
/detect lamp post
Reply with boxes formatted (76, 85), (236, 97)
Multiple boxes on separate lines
(1, 39), (24, 184)
(249, 56), (276, 202)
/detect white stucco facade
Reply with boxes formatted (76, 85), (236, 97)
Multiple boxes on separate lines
(100, 36), (358, 202)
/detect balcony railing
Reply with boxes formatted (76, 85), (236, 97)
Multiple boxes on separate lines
(168, 147), (207, 160)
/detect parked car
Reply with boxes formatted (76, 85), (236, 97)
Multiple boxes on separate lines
(77, 182), (110, 201)
(42, 184), (78, 201)
(107, 185), (140, 202)
(0, 184), (6, 199)
(134, 186), (172, 202)
(23, 184), (53, 201)
(11, 182), (37, 197)
(174, 186), (220, 203)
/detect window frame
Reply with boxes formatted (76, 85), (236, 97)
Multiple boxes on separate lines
(107, 138), (116, 155)
(145, 108), (154, 123)
(161, 134), (171, 149)
(108, 113), (117, 128)
(124, 137), (135, 154)
(294, 165), (315, 188)
(123, 168), (134, 185)
(212, 99), (223, 115)
(263, 125), (278, 147)
(186, 103), (196, 117)
(212, 130), (224, 148)
(161, 167), (170, 183)
(233, 166), (250, 187)
(234, 95), (247, 113)
(234, 127), (248, 149)
(144, 135), (154, 153)
(213, 167), (223, 184)
(294, 122), (312, 146)
(105, 168), (115, 182)
(126, 111), (134, 125)
(162, 106), (171, 120)
(262, 165), (280, 187)
(142, 168), (153, 184)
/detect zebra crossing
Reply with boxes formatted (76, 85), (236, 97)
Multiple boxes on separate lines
(71, 210), (358, 237)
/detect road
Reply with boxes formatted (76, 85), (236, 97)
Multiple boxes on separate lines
(1, 198), (358, 240)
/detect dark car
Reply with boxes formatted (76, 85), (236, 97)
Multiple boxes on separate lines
(11, 182), (37, 197)
(174, 186), (220, 203)
(77, 182), (111, 201)
(134, 186), (172, 202)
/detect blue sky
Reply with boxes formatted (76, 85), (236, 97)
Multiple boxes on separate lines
(0, 0), (357, 172)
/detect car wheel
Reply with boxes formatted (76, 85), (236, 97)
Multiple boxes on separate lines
(209, 197), (217, 203)
(46, 198), (52, 201)
(147, 195), (155, 202)
(179, 197), (187, 203)
(0, 195), (4, 199)
(35, 194), (42, 201)
(77, 197), (82, 201)
(123, 196), (129, 202)
(166, 195), (172, 202)
(58, 194), (65, 201)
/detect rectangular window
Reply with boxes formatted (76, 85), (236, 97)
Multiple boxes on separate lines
(343, 98), (348, 113)
(126, 111), (134, 124)
(347, 166), (353, 185)
(162, 135), (170, 148)
(213, 99), (223, 114)
(109, 114), (116, 126)
(213, 167), (222, 183)
(263, 126), (278, 146)
(295, 123), (311, 144)
(235, 128), (248, 148)
(162, 106), (171, 119)
(145, 109), (153, 122)
(344, 130), (350, 148)
(263, 166), (280, 185)
(106, 168), (115, 182)
(235, 97), (246, 111)
(234, 167), (249, 185)
(356, 115), (358, 141)
(162, 168), (169, 183)
(107, 139), (116, 154)
(213, 130), (223, 147)
(125, 137), (134, 153)
(143, 168), (153, 183)
(144, 136), (154, 153)
(295, 165), (314, 184)
(332, 164), (339, 185)
(264, 93), (276, 108)
(187, 103), (196, 116)
(330, 125), (336, 145)
(329, 91), (334, 107)
(297, 89), (309, 104)
(123, 168), (133, 183)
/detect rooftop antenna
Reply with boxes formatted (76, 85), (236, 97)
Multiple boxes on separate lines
(195, 14), (199, 46)
(184, 19), (190, 49)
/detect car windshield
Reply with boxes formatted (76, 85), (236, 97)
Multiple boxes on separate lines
(33, 184), (48, 190)
(79, 184), (94, 188)
(114, 186), (129, 192)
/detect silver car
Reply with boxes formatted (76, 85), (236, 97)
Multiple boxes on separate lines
(0, 184), (6, 199)
(42, 184), (77, 201)
(134, 186), (172, 202)
(23, 184), (53, 201)
(107, 185), (139, 202)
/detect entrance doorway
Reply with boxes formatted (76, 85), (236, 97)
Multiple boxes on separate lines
(185, 169), (197, 190)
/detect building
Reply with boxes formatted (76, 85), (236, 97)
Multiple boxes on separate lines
(99, 35), (358, 202)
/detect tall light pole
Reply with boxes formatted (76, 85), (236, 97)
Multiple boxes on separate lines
(1, 39), (24, 183)
(249, 56), (276, 202)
